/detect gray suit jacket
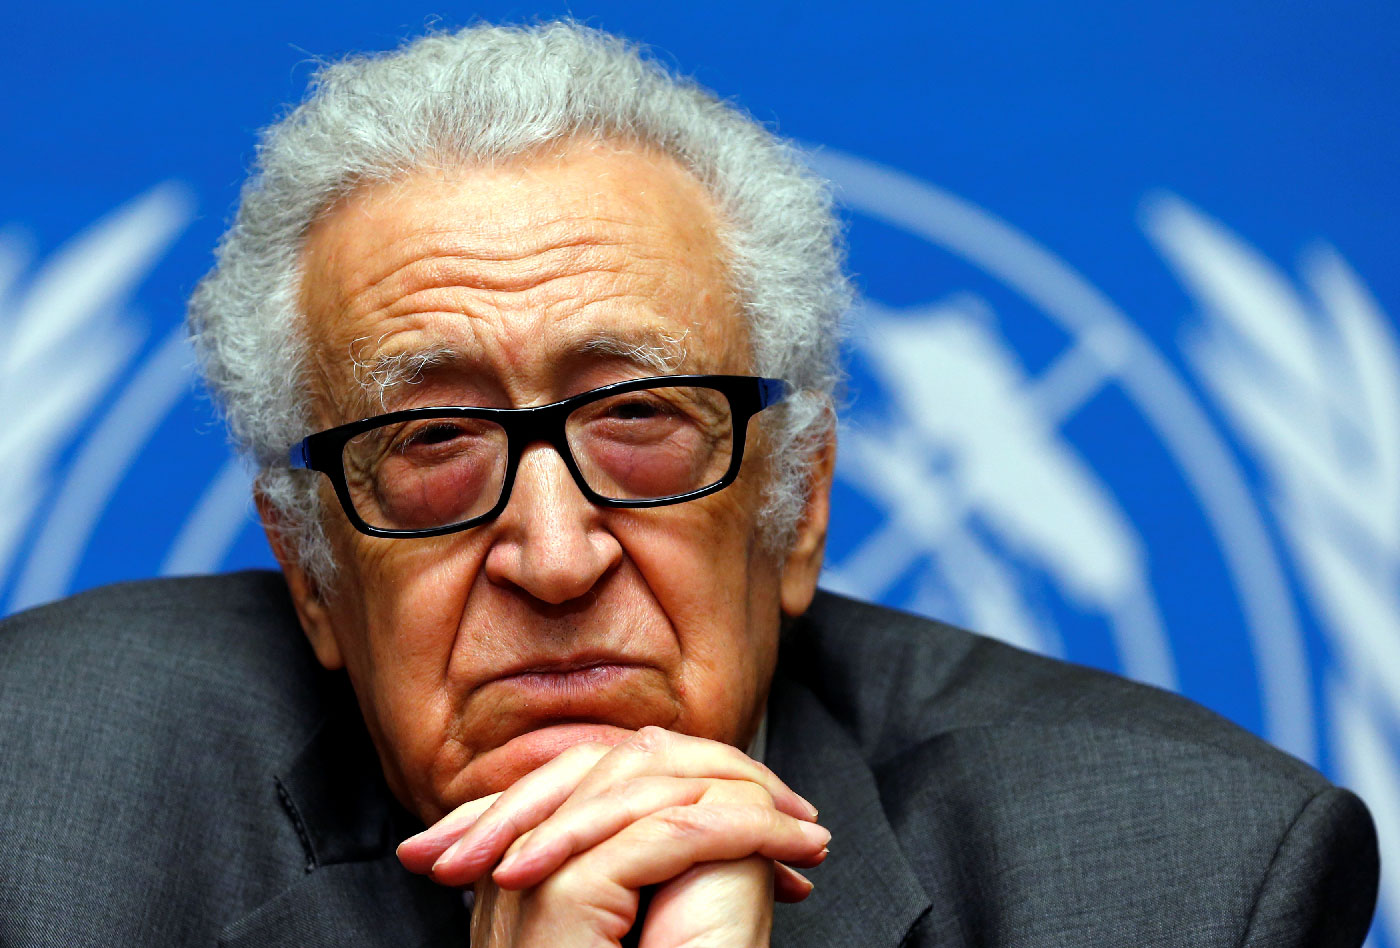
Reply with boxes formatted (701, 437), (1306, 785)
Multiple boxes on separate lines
(0, 572), (1378, 946)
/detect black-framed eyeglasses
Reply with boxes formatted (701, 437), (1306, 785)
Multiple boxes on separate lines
(287, 374), (791, 538)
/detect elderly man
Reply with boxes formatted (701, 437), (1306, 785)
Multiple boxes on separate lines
(0, 21), (1379, 948)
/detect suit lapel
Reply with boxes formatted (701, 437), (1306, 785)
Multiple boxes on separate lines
(218, 857), (465, 948)
(220, 698), (466, 948)
(766, 672), (933, 948)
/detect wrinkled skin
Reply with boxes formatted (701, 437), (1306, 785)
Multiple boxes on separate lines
(261, 139), (835, 946)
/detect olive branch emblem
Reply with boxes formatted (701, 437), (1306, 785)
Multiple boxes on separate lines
(1147, 194), (1400, 944)
(0, 186), (190, 602)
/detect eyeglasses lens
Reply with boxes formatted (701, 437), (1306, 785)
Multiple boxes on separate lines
(343, 418), (510, 531)
(565, 385), (735, 502)
(339, 385), (736, 531)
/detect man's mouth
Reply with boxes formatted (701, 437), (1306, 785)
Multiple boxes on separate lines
(496, 660), (646, 700)
(450, 657), (682, 797)
(465, 653), (677, 746)
(506, 655), (638, 676)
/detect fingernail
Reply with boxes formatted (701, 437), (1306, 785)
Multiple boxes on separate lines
(403, 815), (476, 853)
(397, 830), (448, 867)
(801, 823), (832, 848)
(797, 794), (819, 819)
(431, 836), (471, 876)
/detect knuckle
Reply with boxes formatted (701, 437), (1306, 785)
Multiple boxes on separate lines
(597, 775), (655, 808)
(738, 802), (787, 843)
(628, 725), (673, 753)
(655, 804), (720, 841)
(745, 801), (783, 831)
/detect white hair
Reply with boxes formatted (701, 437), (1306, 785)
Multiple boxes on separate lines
(187, 20), (850, 587)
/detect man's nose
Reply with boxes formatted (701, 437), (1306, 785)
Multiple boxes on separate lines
(482, 442), (623, 604)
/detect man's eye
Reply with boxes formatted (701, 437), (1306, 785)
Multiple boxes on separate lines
(605, 396), (683, 422)
(610, 400), (662, 420)
(401, 422), (467, 449)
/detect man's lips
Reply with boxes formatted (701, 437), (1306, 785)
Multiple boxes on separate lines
(476, 653), (655, 705)
(491, 652), (647, 682)
(492, 660), (646, 700)
(501, 655), (642, 677)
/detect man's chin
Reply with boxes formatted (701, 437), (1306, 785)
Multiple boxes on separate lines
(460, 722), (639, 797)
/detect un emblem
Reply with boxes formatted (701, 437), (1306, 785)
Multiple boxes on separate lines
(811, 149), (1399, 944)
(0, 184), (258, 614)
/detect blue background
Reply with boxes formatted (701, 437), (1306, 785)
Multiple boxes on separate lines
(4, 2), (1396, 941)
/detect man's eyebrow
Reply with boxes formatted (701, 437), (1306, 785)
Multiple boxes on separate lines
(343, 327), (692, 417)
(348, 339), (463, 415)
(576, 328), (690, 374)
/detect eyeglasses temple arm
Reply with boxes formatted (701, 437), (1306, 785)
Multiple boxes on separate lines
(288, 439), (311, 470)
(757, 377), (792, 408)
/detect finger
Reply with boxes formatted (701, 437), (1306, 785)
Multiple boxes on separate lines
(779, 846), (830, 870)
(773, 863), (816, 903)
(492, 775), (739, 888)
(494, 774), (789, 889)
(644, 856), (773, 945)
(397, 792), (502, 873)
(523, 803), (831, 895)
(430, 741), (612, 885)
(566, 726), (818, 822)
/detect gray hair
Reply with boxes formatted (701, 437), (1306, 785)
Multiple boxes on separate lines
(188, 20), (850, 587)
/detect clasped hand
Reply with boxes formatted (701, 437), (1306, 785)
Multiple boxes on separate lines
(397, 727), (830, 947)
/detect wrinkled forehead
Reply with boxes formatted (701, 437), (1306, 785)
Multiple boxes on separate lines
(295, 141), (749, 422)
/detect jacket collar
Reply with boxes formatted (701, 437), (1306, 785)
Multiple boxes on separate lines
(766, 670), (933, 948)
(219, 688), (466, 947)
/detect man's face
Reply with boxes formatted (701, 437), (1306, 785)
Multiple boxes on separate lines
(275, 141), (831, 824)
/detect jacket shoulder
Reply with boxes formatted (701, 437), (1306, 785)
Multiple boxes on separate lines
(784, 591), (1379, 946)
(0, 572), (332, 945)
(790, 589), (1324, 789)
(0, 568), (332, 731)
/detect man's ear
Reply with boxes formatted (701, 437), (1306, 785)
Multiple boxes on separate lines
(779, 424), (836, 618)
(254, 490), (345, 670)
